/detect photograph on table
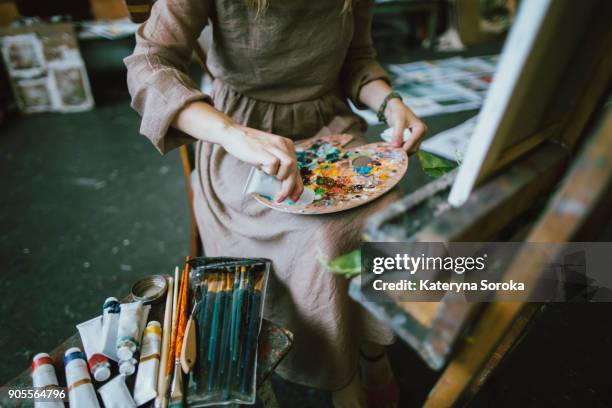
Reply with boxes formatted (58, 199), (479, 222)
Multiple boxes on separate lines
(0, 33), (45, 77)
(13, 76), (53, 113)
(48, 62), (94, 112)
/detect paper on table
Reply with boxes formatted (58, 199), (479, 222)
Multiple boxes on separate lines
(420, 116), (479, 162)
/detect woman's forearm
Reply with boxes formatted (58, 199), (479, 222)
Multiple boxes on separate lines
(172, 100), (242, 145)
(357, 79), (393, 112)
(171, 100), (304, 202)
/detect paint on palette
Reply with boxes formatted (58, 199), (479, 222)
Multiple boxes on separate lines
(254, 134), (408, 215)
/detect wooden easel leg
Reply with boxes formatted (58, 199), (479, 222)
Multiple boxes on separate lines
(423, 302), (526, 408)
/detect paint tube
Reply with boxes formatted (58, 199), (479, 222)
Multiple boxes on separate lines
(76, 315), (111, 382)
(380, 127), (411, 144)
(64, 347), (100, 408)
(31, 353), (64, 408)
(117, 301), (143, 361)
(134, 321), (162, 406)
(101, 297), (120, 361)
(97, 374), (136, 408)
(243, 167), (315, 205)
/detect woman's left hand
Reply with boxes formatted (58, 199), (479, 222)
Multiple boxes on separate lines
(384, 98), (428, 153)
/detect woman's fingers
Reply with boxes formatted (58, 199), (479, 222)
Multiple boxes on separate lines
(268, 146), (297, 181)
(403, 120), (427, 153)
(289, 176), (304, 202)
(391, 119), (406, 148)
(276, 173), (300, 203)
(260, 153), (280, 176)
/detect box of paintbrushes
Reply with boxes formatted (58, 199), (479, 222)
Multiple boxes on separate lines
(186, 257), (270, 407)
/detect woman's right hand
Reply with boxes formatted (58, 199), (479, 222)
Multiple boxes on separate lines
(222, 125), (304, 203)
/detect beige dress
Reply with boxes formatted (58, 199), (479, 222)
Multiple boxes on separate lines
(125, 0), (394, 390)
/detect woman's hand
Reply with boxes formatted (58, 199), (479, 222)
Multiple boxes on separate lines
(384, 98), (428, 153)
(223, 125), (304, 203)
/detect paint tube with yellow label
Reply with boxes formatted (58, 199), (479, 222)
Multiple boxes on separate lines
(134, 321), (162, 406)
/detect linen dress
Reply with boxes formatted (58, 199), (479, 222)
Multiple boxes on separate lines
(125, 0), (395, 390)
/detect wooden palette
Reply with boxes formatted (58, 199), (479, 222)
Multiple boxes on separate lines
(254, 134), (408, 214)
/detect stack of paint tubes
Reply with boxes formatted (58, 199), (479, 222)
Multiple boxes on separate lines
(32, 297), (159, 407)
(30, 256), (268, 408)
(185, 257), (269, 407)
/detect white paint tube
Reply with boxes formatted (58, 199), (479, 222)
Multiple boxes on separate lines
(134, 321), (162, 406)
(380, 127), (412, 144)
(243, 167), (315, 205)
(117, 301), (144, 361)
(97, 374), (136, 408)
(64, 347), (100, 408)
(76, 315), (111, 382)
(31, 353), (64, 408)
(101, 297), (120, 361)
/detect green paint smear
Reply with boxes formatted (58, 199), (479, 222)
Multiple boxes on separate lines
(319, 249), (361, 278)
(418, 150), (456, 179)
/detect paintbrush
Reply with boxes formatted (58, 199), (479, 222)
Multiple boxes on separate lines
(232, 266), (247, 362)
(155, 275), (174, 408)
(209, 271), (229, 392)
(238, 271), (253, 379)
(169, 260), (191, 408)
(196, 272), (215, 391)
(218, 272), (233, 382)
(207, 272), (223, 391)
(159, 267), (180, 408)
(240, 270), (264, 393)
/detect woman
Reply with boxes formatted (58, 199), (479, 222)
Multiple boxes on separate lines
(125, 1), (427, 406)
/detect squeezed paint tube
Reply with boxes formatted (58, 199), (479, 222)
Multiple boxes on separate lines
(243, 167), (315, 205)
(31, 353), (64, 408)
(380, 127), (412, 144)
(134, 321), (162, 406)
(101, 297), (120, 361)
(76, 315), (111, 382)
(64, 347), (100, 408)
(117, 301), (144, 361)
(98, 374), (137, 408)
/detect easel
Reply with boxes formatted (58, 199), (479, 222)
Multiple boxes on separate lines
(353, 1), (612, 406)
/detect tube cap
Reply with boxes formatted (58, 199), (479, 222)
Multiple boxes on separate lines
(93, 364), (111, 382)
(119, 360), (135, 376)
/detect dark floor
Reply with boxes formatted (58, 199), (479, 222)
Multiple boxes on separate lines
(1, 34), (612, 408)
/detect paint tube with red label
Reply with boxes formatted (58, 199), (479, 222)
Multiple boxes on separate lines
(76, 315), (111, 382)
(31, 353), (64, 408)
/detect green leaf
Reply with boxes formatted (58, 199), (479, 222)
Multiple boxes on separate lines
(319, 249), (361, 278)
(418, 150), (456, 179)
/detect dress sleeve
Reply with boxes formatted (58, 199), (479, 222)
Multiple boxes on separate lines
(124, 0), (213, 154)
(340, 0), (391, 110)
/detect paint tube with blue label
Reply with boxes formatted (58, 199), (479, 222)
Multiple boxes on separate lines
(64, 347), (100, 408)
(101, 297), (120, 361)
